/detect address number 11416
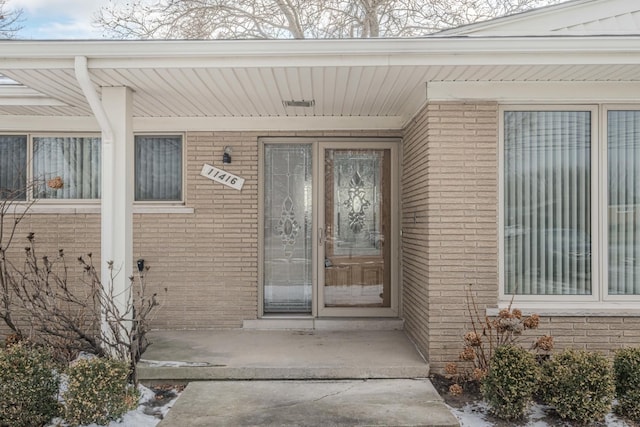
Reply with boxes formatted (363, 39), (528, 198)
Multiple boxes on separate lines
(200, 164), (245, 190)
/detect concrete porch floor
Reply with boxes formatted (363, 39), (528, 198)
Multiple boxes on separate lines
(140, 329), (460, 426)
(138, 329), (431, 382)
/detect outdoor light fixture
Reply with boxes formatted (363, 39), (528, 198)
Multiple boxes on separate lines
(137, 259), (145, 272)
(283, 99), (315, 108)
(223, 146), (232, 164)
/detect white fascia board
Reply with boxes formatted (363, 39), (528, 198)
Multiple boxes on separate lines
(0, 98), (67, 106)
(427, 81), (640, 102)
(0, 115), (98, 131)
(1, 37), (640, 69)
(132, 115), (405, 131)
(0, 115), (403, 132)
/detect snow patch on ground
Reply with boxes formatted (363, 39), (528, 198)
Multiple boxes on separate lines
(139, 359), (212, 367)
(48, 384), (181, 427)
(450, 402), (633, 427)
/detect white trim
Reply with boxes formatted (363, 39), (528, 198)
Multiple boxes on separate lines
(0, 116), (406, 132)
(132, 205), (194, 214)
(3, 37), (640, 66)
(427, 82), (640, 103)
(134, 116), (406, 132)
(5, 203), (193, 215)
(488, 304), (640, 317)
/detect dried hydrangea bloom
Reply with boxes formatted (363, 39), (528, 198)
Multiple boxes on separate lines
(498, 317), (523, 332)
(47, 176), (64, 190)
(464, 331), (482, 347)
(524, 314), (540, 329)
(449, 383), (463, 396)
(473, 368), (487, 381)
(498, 308), (513, 319)
(534, 334), (554, 352)
(512, 308), (523, 319)
(459, 346), (475, 361)
(444, 362), (458, 375)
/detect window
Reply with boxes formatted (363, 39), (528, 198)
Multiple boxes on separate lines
(0, 135), (27, 200)
(608, 111), (640, 296)
(1, 133), (185, 204)
(134, 135), (182, 201)
(502, 106), (640, 302)
(33, 136), (101, 199)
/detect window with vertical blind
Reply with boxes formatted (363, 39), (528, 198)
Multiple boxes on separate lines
(502, 106), (640, 301)
(1, 133), (184, 204)
(608, 110), (640, 296)
(134, 135), (183, 201)
(0, 135), (27, 200)
(33, 136), (102, 199)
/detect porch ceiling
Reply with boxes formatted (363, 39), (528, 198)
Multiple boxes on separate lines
(1, 37), (640, 128)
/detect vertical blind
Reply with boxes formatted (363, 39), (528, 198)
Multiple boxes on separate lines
(33, 136), (101, 199)
(0, 135), (27, 200)
(504, 111), (591, 295)
(608, 111), (640, 295)
(135, 136), (182, 201)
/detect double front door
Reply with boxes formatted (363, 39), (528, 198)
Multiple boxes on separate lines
(261, 140), (399, 317)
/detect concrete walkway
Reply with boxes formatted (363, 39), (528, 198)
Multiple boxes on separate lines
(158, 379), (459, 427)
(140, 329), (459, 426)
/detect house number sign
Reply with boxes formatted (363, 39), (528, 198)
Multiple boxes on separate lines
(200, 164), (245, 190)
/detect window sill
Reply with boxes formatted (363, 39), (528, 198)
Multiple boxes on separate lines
(488, 303), (640, 317)
(9, 204), (194, 215)
(133, 205), (194, 214)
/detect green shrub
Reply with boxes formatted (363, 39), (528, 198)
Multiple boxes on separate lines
(63, 357), (139, 426)
(614, 347), (640, 421)
(480, 345), (541, 420)
(0, 342), (60, 427)
(541, 349), (614, 424)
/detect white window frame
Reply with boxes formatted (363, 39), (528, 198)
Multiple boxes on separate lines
(602, 105), (640, 303)
(1, 132), (190, 214)
(499, 104), (640, 312)
(133, 133), (186, 206)
(26, 133), (102, 204)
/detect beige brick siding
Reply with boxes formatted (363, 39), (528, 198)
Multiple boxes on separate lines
(135, 131), (260, 329)
(402, 102), (640, 373)
(1, 130), (401, 337)
(402, 102), (501, 369)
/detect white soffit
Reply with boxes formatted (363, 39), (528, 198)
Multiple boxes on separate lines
(0, 37), (639, 129)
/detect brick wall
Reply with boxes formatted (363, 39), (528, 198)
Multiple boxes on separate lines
(402, 102), (500, 369)
(403, 102), (640, 373)
(1, 130), (401, 337)
(135, 131), (260, 329)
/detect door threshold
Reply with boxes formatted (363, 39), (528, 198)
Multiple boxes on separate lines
(243, 317), (404, 331)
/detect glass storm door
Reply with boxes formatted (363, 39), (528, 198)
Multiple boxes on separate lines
(262, 141), (397, 316)
(263, 144), (313, 313)
(318, 143), (396, 316)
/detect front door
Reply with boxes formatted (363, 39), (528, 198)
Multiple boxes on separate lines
(261, 140), (398, 317)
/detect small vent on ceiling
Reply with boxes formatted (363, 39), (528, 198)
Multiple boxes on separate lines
(283, 99), (315, 108)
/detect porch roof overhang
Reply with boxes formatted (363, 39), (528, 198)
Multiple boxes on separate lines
(1, 36), (640, 131)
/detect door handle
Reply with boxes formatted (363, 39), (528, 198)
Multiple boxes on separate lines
(318, 227), (325, 246)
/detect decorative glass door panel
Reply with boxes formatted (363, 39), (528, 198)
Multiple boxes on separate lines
(322, 149), (391, 309)
(263, 144), (313, 313)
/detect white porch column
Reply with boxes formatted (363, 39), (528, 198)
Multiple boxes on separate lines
(101, 86), (134, 348)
